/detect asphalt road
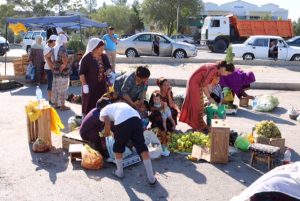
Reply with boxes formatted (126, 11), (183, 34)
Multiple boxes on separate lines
(0, 84), (299, 201)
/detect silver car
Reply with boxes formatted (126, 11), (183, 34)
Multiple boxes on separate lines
(117, 32), (197, 58)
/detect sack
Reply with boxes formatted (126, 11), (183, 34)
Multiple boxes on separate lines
(144, 130), (163, 159)
(81, 144), (104, 170)
(32, 138), (50, 153)
(25, 64), (35, 81)
(234, 135), (250, 151)
(105, 136), (133, 160)
(253, 95), (279, 112)
(68, 115), (82, 132)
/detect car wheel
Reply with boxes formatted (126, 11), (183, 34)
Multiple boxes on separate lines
(26, 46), (31, 55)
(174, 49), (186, 59)
(292, 54), (300, 61)
(125, 48), (138, 58)
(243, 53), (254, 60)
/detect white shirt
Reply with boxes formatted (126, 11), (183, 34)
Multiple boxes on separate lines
(99, 102), (140, 125)
(43, 44), (52, 70)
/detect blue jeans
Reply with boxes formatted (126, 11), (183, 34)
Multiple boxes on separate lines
(45, 69), (53, 91)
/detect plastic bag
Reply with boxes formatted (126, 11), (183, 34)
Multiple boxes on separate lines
(25, 64), (35, 81)
(68, 115), (82, 132)
(173, 91), (185, 110)
(234, 135), (250, 151)
(223, 87), (234, 102)
(105, 136), (133, 160)
(81, 144), (104, 170)
(205, 104), (226, 126)
(32, 138), (50, 153)
(253, 95), (279, 112)
(144, 130), (163, 159)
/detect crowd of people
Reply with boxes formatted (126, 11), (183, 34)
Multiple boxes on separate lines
(32, 26), (258, 185)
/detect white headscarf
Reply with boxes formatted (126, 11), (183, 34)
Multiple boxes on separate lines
(53, 34), (68, 61)
(79, 38), (104, 65)
(31, 35), (43, 50)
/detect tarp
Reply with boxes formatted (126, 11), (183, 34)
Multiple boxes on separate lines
(6, 15), (107, 29)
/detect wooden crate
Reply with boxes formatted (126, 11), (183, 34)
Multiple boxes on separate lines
(62, 130), (87, 149)
(196, 119), (230, 164)
(70, 80), (81, 87)
(26, 106), (52, 146)
(239, 97), (249, 107)
(255, 136), (285, 154)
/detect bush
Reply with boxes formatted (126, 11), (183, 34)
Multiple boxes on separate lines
(14, 34), (23, 44)
(68, 40), (85, 53)
(225, 44), (234, 64)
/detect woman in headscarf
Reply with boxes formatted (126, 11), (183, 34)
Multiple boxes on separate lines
(179, 61), (234, 131)
(45, 34), (70, 111)
(79, 38), (111, 116)
(29, 35), (44, 85)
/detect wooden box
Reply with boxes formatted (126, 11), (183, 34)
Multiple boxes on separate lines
(14, 59), (26, 76)
(62, 130), (87, 149)
(196, 119), (230, 164)
(70, 80), (81, 87)
(26, 106), (52, 146)
(239, 97), (249, 107)
(255, 136), (285, 154)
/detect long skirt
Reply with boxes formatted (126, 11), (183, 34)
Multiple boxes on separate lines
(51, 76), (69, 106)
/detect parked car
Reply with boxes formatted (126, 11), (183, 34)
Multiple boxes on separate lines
(120, 34), (132, 39)
(117, 32), (197, 58)
(171, 34), (195, 44)
(286, 36), (300, 47)
(22, 30), (47, 54)
(232, 35), (300, 61)
(0, 36), (9, 56)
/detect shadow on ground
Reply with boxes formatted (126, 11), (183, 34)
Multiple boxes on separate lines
(29, 145), (69, 184)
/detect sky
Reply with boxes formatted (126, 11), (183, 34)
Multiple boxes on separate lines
(1, 0), (299, 21)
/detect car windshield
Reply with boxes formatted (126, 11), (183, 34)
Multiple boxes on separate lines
(162, 35), (175, 43)
(0, 37), (6, 43)
(244, 38), (253, 44)
(286, 37), (299, 42)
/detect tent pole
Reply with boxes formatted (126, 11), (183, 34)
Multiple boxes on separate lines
(79, 23), (83, 44)
(5, 22), (8, 76)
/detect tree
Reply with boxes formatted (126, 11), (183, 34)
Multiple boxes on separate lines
(47, 0), (69, 15)
(33, 0), (51, 17)
(84, 0), (97, 17)
(293, 18), (300, 35)
(128, 0), (144, 33)
(112, 0), (127, 5)
(92, 5), (132, 34)
(0, 4), (16, 28)
(225, 44), (234, 64)
(142, 0), (203, 36)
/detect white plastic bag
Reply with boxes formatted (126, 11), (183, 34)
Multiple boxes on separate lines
(253, 95), (279, 112)
(144, 130), (163, 159)
(105, 136), (133, 160)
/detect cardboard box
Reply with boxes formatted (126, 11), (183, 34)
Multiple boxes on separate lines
(62, 130), (87, 149)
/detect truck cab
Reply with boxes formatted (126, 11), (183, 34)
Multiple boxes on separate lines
(201, 16), (230, 53)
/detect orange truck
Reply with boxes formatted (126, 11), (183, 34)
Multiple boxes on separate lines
(201, 15), (294, 53)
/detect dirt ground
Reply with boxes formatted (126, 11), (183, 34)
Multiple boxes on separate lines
(0, 84), (299, 201)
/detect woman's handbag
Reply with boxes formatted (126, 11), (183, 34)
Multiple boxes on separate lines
(25, 64), (35, 81)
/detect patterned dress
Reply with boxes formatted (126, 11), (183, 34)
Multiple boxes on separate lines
(179, 64), (219, 130)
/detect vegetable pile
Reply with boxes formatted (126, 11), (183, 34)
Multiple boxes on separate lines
(255, 120), (281, 138)
(168, 132), (210, 153)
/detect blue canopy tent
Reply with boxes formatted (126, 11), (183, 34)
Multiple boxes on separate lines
(3, 15), (107, 76)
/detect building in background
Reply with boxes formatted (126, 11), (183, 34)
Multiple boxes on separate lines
(203, 0), (288, 20)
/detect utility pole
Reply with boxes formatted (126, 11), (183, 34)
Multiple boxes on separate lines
(176, 5), (179, 33)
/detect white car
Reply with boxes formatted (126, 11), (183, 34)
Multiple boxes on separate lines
(232, 35), (300, 61)
(117, 32), (197, 58)
(22, 30), (47, 53)
(171, 34), (195, 44)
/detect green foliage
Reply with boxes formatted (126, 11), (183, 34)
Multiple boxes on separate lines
(128, 0), (144, 33)
(255, 121), (281, 139)
(14, 34), (23, 44)
(112, 0), (127, 5)
(142, 0), (203, 36)
(261, 14), (272, 20)
(0, 4), (16, 28)
(92, 5), (132, 34)
(225, 44), (234, 64)
(68, 40), (85, 52)
(293, 18), (300, 35)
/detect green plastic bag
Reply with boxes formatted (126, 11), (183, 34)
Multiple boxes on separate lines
(223, 87), (234, 102)
(234, 135), (250, 151)
(205, 104), (226, 126)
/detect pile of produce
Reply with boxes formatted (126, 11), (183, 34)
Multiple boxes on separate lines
(168, 132), (210, 153)
(152, 128), (172, 145)
(253, 95), (279, 112)
(254, 120), (281, 138)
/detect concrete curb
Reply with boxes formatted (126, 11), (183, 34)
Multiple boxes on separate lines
(148, 78), (300, 91)
(1, 55), (300, 68)
(1, 76), (300, 91)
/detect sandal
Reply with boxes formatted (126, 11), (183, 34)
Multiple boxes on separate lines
(60, 106), (71, 111)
